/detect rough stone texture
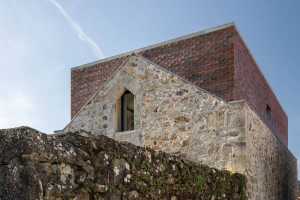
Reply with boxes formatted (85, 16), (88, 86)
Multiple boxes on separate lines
(243, 102), (297, 200)
(70, 24), (287, 145)
(297, 181), (300, 200)
(0, 127), (246, 200)
(65, 56), (297, 200)
(65, 56), (245, 171)
(71, 56), (127, 119)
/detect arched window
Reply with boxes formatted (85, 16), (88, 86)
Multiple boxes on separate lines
(117, 90), (134, 131)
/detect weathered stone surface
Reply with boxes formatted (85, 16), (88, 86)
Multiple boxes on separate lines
(243, 103), (297, 200)
(0, 127), (246, 200)
(297, 181), (300, 200)
(65, 56), (243, 171)
(70, 24), (287, 147)
(65, 56), (297, 200)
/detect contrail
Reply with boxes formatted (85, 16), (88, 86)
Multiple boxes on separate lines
(47, 0), (104, 58)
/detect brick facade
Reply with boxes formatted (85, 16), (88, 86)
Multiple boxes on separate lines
(70, 24), (288, 145)
(233, 37), (288, 145)
(71, 57), (127, 119)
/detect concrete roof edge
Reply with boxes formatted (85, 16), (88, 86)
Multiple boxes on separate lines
(71, 22), (235, 70)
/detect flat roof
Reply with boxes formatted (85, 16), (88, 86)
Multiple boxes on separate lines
(72, 22), (235, 70)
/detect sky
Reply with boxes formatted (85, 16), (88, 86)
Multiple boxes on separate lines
(0, 1), (299, 161)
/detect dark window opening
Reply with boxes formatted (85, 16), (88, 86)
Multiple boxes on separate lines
(266, 104), (272, 121)
(117, 90), (134, 131)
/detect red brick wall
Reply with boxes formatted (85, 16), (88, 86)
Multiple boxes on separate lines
(70, 25), (288, 145)
(233, 36), (288, 145)
(71, 57), (127, 117)
(71, 27), (236, 117)
(140, 27), (236, 101)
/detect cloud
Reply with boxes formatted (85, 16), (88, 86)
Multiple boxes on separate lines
(47, 0), (104, 58)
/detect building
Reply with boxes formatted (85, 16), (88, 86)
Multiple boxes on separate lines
(64, 23), (297, 199)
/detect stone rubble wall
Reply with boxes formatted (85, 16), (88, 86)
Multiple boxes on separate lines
(297, 181), (300, 200)
(70, 25), (288, 146)
(65, 56), (297, 199)
(65, 56), (245, 171)
(243, 103), (297, 200)
(0, 127), (247, 200)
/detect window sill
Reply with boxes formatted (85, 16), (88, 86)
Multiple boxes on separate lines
(115, 130), (137, 134)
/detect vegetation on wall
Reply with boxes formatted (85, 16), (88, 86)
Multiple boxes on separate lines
(0, 127), (246, 200)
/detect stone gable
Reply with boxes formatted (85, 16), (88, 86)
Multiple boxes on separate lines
(65, 56), (241, 170)
(65, 55), (297, 199)
(71, 24), (287, 145)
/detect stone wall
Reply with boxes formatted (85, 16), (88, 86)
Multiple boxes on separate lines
(0, 127), (247, 200)
(297, 181), (300, 200)
(70, 24), (287, 145)
(243, 103), (297, 200)
(65, 56), (297, 199)
(70, 25), (236, 118)
(65, 56), (245, 171)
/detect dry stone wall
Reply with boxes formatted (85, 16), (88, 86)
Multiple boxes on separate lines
(0, 127), (247, 200)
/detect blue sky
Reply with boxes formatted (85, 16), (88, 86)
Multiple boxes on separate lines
(0, 1), (299, 160)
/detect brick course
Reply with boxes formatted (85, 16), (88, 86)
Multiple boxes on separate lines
(70, 24), (288, 145)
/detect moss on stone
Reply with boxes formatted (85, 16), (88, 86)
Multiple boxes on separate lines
(0, 127), (247, 200)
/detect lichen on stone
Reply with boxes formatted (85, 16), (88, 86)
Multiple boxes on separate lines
(0, 127), (247, 200)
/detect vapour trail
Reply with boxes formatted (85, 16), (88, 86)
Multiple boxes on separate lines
(47, 0), (104, 58)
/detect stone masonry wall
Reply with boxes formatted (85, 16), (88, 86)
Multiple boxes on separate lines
(71, 26), (236, 118)
(243, 103), (297, 200)
(70, 24), (287, 145)
(0, 127), (247, 200)
(65, 56), (245, 172)
(65, 56), (297, 199)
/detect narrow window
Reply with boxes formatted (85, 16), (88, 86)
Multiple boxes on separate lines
(117, 90), (134, 131)
(266, 104), (272, 121)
